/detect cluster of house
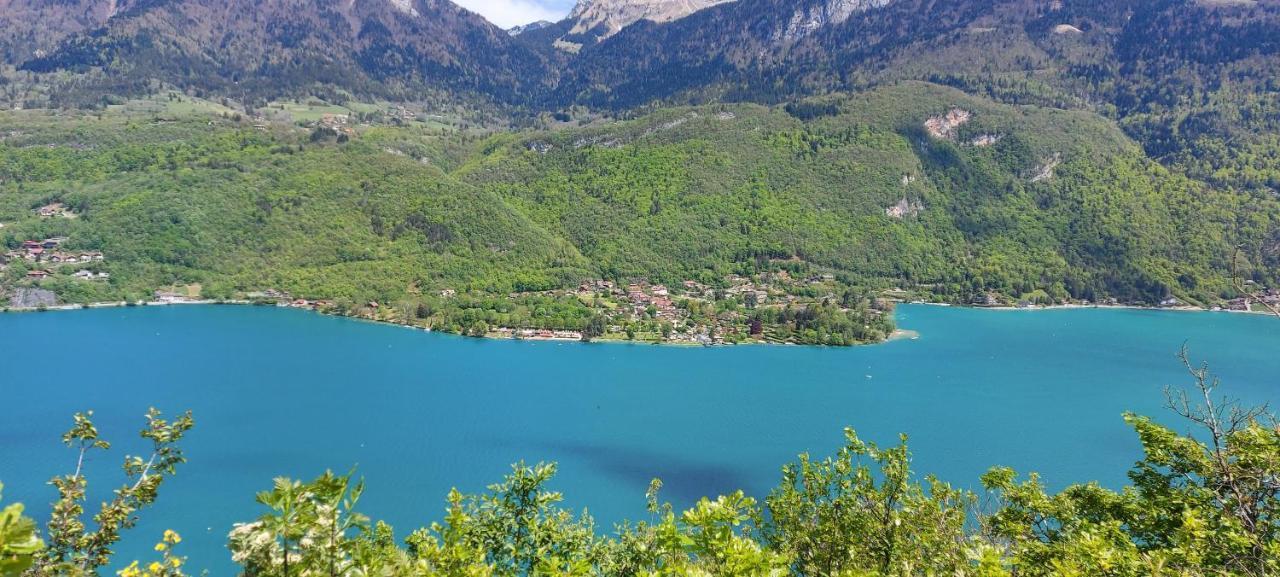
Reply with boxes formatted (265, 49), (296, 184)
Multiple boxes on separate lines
(72, 270), (110, 281)
(240, 290), (335, 309)
(464, 269), (863, 344)
(153, 290), (201, 304)
(1224, 287), (1280, 311)
(36, 202), (75, 218)
(722, 276), (772, 306)
(389, 106), (419, 122)
(7, 238), (103, 263)
(574, 279), (681, 320)
(1, 237), (108, 281)
(316, 113), (356, 136)
(624, 282), (680, 320)
(729, 272), (839, 306)
(569, 271), (845, 322)
(578, 279), (617, 293)
(23, 268), (107, 281)
(491, 328), (585, 341)
(682, 279), (709, 294)
(480, 270), (858, 343)
(288, 298), (334, 309)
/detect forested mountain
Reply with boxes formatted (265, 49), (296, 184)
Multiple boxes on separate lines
(0, 0), (123, 63)
(2, 84), (1276, 325)
(6, 0), (1278, 194)
(12, 0), (559, 106)
(466, 82), (1279, 305)
(559, 0), (1280, 188)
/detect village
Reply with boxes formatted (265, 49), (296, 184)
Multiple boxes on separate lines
(200, 266), (875, 345)
(1222, 283), (1280, 312)
(466, 268), (876, 345)
(0, 235), (108, 281)
(2, 224), (1273, 343)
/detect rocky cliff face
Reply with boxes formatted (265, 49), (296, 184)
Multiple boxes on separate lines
(776, 0), (895, 42)
(558, 0), (734, 48)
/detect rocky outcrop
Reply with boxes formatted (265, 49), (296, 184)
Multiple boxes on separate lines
(924, 108), (972, 140)
(777, 0), (895, 42)
(970, 134), (1002, 147)
(1030, 153), (1062, 183)
(886, 197), (923, 219)
(388, 0), (419, 16)
(561, 0), (734, 45)
(9, 287), (57, 308)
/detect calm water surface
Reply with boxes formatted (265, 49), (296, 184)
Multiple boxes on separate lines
(2, 304), (1277, 574)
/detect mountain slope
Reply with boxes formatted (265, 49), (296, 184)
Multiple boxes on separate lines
(2, 83), (1276, 342)
(552, 0), (1280, 193)
(19, 0), (557, 105)
(461, 82), (1278, 303)
(0, 0), (125, 62)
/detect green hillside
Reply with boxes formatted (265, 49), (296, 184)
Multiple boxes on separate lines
(1, 83), (1276, 344)
(463, 83), (1277, 303)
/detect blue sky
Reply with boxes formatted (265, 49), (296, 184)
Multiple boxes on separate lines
(453, 0), (577, 28)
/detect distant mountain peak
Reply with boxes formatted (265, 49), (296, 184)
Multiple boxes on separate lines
(509, 20), (553, 35)
(557, 0), (734, 49)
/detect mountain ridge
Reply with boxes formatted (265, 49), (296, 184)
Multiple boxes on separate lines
(554, 0), (734, 50)
(3, 0), (1279, 197)
(14, 0), (559, 106)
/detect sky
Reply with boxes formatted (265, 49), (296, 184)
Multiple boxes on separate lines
(452, 0), (577, 28)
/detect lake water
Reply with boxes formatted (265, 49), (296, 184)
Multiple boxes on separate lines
(2, 304), (1277, 574)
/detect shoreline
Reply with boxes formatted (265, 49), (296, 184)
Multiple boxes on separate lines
(1, 298), (251, 312)
(910, 301), (1276, 316)
(2, 299), (1272, 349)
(0, 299), (852, 348)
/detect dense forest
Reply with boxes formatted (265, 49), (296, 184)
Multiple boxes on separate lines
(2, 84), (1276, 344)
(2, 355), (1278, 577)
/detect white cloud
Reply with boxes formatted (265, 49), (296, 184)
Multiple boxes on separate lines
(452, 0), (572, 28)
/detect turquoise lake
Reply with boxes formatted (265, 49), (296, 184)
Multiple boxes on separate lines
(2, 303), (1277, 574)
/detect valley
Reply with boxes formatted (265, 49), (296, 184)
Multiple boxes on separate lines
(1, 1), (1279, 575)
